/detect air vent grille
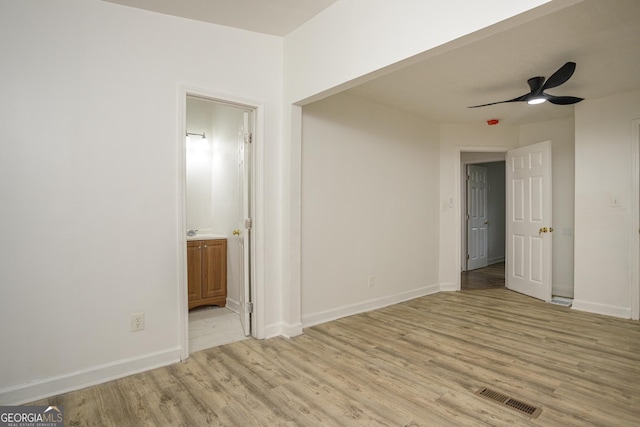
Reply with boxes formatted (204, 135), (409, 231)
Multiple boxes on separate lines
(475, 387), (542, 419)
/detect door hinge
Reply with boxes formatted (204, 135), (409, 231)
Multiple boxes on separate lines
(467, 254), (470, 260)
(466, 214), (470, 220)
(466, 174), (470, 181)
(244, 133), (252, 144)
(245, 302), (254, 313)
(245, 218), (252, 230)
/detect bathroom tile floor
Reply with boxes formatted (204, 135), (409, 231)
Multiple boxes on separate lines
(188, 306), (247, 353)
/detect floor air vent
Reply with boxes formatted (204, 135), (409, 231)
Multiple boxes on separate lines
(475, 387), (542, 419)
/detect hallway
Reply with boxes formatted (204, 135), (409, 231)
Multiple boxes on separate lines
(461, 262), (505, 290)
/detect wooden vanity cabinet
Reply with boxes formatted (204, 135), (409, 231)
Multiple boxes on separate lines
(187, 239), (227, 309)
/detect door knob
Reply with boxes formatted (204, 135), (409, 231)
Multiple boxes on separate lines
(484, 221), (489, 225)
(233, 229), (241, 236)
(539, 227), (548, 234)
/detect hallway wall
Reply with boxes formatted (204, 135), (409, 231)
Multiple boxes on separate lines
(301, 93), (439, 325)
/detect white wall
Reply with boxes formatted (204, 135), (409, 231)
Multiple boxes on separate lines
(574, 90), (640, 317)
(284, 0), (555, 103)
(186, 98), (216, 233)
(301, 93), (440, 325)
(0, 0), (282, 404)
(185, 99), (245, 237)
(520, 117), (575, 297)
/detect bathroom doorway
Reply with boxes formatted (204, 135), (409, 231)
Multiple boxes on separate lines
(183, 94), (257, 355)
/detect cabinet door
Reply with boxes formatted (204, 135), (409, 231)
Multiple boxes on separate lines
(186, 241), (202, 302)
(202, 240), (227, 299)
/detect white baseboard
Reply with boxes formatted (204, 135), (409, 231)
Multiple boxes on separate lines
(261, 322), (302, 339)
(263, 322), (284, 339)
(260, 321), (303, 339)
(571, 299), (631, 319)
(0, 348), (181, 405)
(225, 297), (241, 314)
(280, 322), (303, 338)
(439, 282), (459, 292)
(302, 284), (440, 328)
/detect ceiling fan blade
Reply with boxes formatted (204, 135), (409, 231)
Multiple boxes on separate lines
(546, 95), (584, 105)
(542, 62), (576, 90)
(468, 101), (508, 108)
(527, 76), (545, 94)
(467, 93), (529, 108)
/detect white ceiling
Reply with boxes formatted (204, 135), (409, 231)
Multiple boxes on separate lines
(102, 0), (339, 36)
(104, 0), (640, 126)
(347, 0), (640, 125)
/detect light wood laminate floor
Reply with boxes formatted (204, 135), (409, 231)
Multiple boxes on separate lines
(32, 289), (640, 426)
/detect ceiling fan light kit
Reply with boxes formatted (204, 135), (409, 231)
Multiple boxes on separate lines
(469, 62), (584, 109)
(527, 97), (547, 105)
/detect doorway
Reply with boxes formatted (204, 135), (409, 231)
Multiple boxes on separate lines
(460, 152), (507, 274)
(461, 153), (507, 291)
(178, 87), (263, 359)
(460, 144), (560, 303)
(185, 96), (251, 352)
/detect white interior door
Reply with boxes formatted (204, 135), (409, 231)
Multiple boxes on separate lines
(237, 111), (251, 336)
(506, 141), (552, 301)
(467, 164), (489, 270)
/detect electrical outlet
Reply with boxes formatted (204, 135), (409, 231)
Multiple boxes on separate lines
(367, 275), (375, 288)
(130, 313), (145, 332)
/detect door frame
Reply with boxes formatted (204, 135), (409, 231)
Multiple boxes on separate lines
(631, 118), (640, 320)
(459, 149), (508, 275)
(177, 84), (266, 360)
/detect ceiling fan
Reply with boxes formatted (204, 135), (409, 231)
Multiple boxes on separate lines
(468, 62), (584, 108)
